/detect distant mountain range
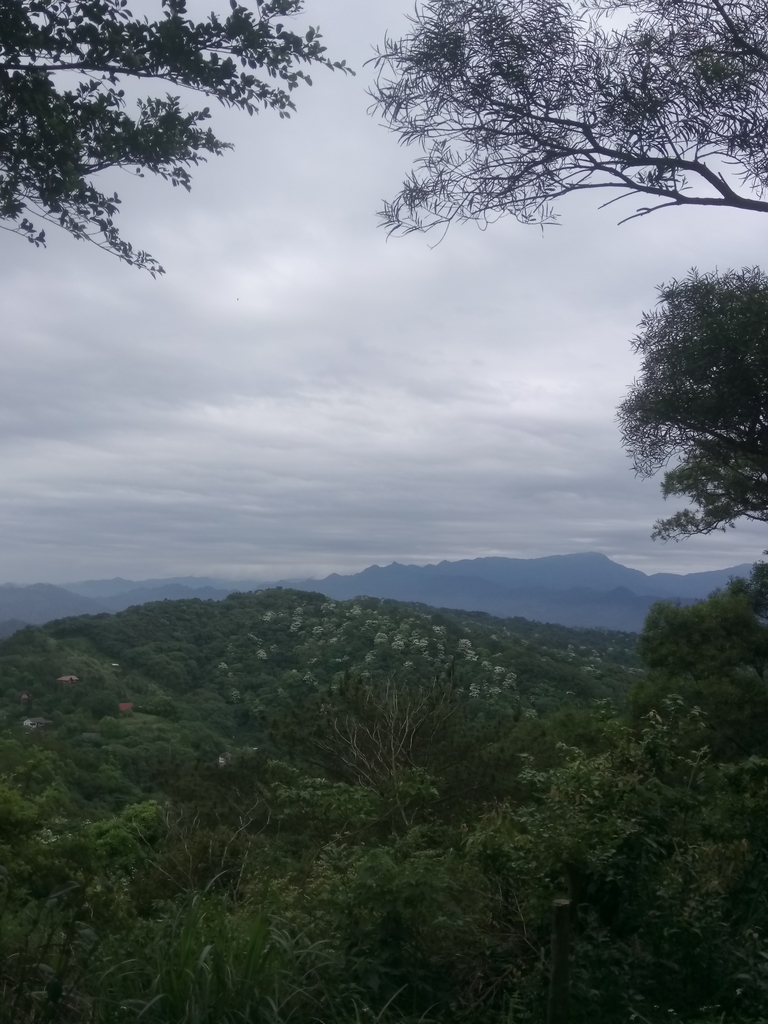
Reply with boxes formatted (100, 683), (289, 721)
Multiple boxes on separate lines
(0, 552), (755, 637)
(278, 553), (754, 631)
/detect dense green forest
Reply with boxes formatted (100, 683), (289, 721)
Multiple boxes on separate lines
(2, 583), (768, 1024)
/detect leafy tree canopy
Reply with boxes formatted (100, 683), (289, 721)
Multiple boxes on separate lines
(5, 590), (768, 1022)
(618, 267), (768, 540)
(372, 0), (768, 234)
(0, 1), (349, 273)
(638, 586), (768, 684)
(632, 561), (768, 755)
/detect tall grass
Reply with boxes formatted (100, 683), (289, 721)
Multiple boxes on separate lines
(1, 890), (336, 1024)
(101, 896), (333, 1024)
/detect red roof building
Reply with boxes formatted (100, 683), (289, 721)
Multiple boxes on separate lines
(118, 702), (133, 713)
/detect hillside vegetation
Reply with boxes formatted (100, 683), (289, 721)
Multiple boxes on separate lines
(2, 585), (768, 1023)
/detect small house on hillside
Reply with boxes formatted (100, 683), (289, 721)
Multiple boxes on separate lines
(18, 690), (32, 703)
(56, 675), (79, 686)
(23, 717), (52, 730)
(118, 702), (133, 713)
(218, 752), (234, 767)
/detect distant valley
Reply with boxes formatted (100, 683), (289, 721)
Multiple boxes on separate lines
(0, 551), (753, 636)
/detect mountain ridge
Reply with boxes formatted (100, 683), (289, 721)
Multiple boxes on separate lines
(289, 552), (751, 599)
(0, 552), (755, 635)
(62, 551), (755, 600)
(271, 552), (753, 629)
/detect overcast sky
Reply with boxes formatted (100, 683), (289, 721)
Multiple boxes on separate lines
(3, 0), (768, 585)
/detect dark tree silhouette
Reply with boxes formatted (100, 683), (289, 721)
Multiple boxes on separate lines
(618, 267), (768, 540)
(372, 0), (768, 234)
(0, 1), (350, 272)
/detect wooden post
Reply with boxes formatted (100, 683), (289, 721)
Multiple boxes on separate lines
(546, 898), (571, 1024)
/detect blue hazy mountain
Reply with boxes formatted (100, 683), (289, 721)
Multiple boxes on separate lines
(0, 582), (230, 637)
(0, 583), (103, 624)
(277, 552), (754, 631)
(64, 576), (240, 599)
(289, 553), (751, 600)
(0, 617), (33, 639)
(0, 553), (754, 636)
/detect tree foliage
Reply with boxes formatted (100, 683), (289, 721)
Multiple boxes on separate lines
(0, 1), (349, 272)
(618, 267), (768, 540)
(631, 561), (768, 757)
(3, 590), (768, 1022)
(372, 0), (768, 234)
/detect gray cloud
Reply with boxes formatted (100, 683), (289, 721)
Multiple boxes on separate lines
(2, 0), (768, 584)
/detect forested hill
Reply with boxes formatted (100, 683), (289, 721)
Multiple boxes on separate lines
(0, 589), (638, 814)
(6, 581), (768, 1022)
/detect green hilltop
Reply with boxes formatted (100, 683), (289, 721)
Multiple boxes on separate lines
(0, 589), (637, 813)
(3, 584), (768, 1024)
